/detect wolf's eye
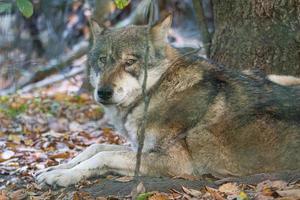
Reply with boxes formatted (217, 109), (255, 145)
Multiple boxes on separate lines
(99, 57), (107, 64)
(125, 59), (136, 66)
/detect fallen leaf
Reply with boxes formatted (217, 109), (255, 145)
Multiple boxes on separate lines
(53, 93), (72, 102)
(219, 183), (240, 195)
(49, 152), (70, 159)
(0, 190), (8, 200)
(8, 134), (21, 144)
(148, 193), (169, 200)
(96, 197), (107, 200)
(49, 118), (69, 133)
(73, 191), (80, 200)
(262, 187), (278, 197)
(206, 186), (225, 200)
(5, 142), (18, 148)
(253, 194), (274, 200)
(74, 191), (94, 200)
(181, 186), (202, 197)
(277, 189), (300, 199)
(115, 176), (133, 183)
(271, 180), (288, 190)
(79, 93), (91, 101)
(0, 150), (15, 162)
(9, 189), (27, 200)
(23, 138), (34, 146)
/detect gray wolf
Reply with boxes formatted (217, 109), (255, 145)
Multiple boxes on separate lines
(36, 16), (300, 187)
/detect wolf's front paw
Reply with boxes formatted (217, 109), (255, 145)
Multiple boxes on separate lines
(34, 163), (71, 177)
(36, 169), (84, 187)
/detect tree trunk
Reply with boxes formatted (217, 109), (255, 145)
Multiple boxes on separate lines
(210, 0), (300, 76)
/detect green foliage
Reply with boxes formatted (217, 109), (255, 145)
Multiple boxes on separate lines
(114, 0), (130, 9)
(16, 0), (33, 18)
(0, 96), (9, 102)
(0, 2), (12, 13)
(136, 192), (152, 200)
(0, 0), (33, 17)
(0, 104), (28, 118)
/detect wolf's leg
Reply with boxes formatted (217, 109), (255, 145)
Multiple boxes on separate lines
(36, 149), (193, 187)
(35, 144), (130, 176)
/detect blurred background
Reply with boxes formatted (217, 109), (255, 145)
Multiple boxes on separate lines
(0, 0), (213, 96)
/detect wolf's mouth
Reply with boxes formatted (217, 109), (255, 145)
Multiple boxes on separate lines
(94, 93), (115, 105)
(97, 99), (115, 105)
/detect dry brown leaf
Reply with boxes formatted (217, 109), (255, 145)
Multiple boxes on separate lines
(0, 191), (8, 200)
(8, 134), (21, 144)
(54, 93), (72, 102)
(0, 150), (15, 162)
(106, 175), (117, 180)
(77, 191), (95, 200)
(271, 180), (288, 190)
(169, 192), (182, 200)
(73, 191), (81, 200)
(254, 194), (274, 200)
(49, 118), (69, 133)
(148, 193), (169, 200)
(5, 142), (18, 148)
(114, 176), (133, 183)
(277, 189), (300, 199)
(23, 139), (34, 146)
(256, 180), (288, 192)
(256, 181), (281, 198)
(79, 93), (91, 101)
(219, 182), (240, 195)
(96, 197), (107, 200)
(79, 131), (93, 139)
(262, 187), (278, 197)
(10, 102), (22, 109)
(8, 162), (19, 167)
(9, 189), (27, 200)
(49, 152), (70, 159)
(181, 186), (202, 197)
(205, 186), (225, 200)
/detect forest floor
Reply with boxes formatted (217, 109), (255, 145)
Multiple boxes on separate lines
(0, 78), (300, 200)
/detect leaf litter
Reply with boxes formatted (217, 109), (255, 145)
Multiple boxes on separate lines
(0, 92), (125, 199)
(0, 92), (299, 199)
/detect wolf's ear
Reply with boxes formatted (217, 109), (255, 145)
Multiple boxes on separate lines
(90, 19), (105, 38)
(150, 15), (172, 47)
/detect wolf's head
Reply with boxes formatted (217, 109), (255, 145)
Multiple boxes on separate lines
(88, 16), (174, 106)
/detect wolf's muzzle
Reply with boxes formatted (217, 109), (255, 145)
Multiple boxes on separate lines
(97, 85), (113, 102)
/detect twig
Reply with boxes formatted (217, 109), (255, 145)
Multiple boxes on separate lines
(0, 41), (89, 95)
(192, 0), (211, 57)
(28, 41), (89, 84)
(134, 0), (155, 178)
(16, 65), (85, 94)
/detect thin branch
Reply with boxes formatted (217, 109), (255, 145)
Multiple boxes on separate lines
(134, 0), (155, 178)
(16, 65), (85, 94)
(192, 0), (211, 57)
(28, 41), (89, 84)
(0, 41), (89, 95)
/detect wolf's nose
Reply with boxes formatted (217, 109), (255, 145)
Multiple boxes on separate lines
(97, 86), (113, 100)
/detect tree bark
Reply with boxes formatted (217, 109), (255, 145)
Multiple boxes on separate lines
(211, 0), (300, 76)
